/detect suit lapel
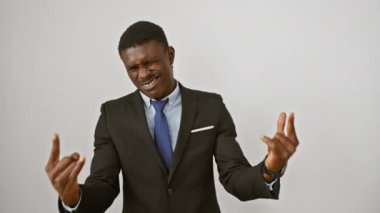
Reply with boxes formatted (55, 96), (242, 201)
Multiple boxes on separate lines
(127, 91), (167, 175)
(168, 85), (197, 183)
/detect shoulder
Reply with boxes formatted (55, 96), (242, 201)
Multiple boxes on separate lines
(179, 84), (226, 113)
(180, 84), (223, 102)
(99, 90), (139, 112)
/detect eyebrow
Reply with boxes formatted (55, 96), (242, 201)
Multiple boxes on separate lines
(127, 56), (160, 68)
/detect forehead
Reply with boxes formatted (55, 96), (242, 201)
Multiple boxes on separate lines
(120, 40), (166, 65)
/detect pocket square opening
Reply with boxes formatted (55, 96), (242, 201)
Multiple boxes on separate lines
(191, 126), (214, 133)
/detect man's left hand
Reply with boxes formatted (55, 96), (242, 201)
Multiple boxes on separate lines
(260, 112), (299, 181)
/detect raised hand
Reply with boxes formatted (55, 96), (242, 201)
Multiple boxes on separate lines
(260, 112), (299, 179)
(45, 134), (85, 207)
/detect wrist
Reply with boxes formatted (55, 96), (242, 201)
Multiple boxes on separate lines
(261, 156), (287, 180)
(264, 156), (286, 172)
(61, 185), (81, 207)
(262, 172), (276, 183)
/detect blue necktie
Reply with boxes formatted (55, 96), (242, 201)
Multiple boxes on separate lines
(152, 100), (173, 170)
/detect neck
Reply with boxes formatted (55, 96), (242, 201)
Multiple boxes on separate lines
(156, 79), (176, 100)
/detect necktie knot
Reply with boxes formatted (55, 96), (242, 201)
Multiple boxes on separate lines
(151, 100), (168, 112)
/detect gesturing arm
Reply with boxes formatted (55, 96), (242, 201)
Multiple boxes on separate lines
(73, 103), (121, 212)
(214, 96), (299, 201)
(46, 103), (121, 213)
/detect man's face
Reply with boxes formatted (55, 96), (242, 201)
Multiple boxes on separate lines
(120, 40), (175, 100)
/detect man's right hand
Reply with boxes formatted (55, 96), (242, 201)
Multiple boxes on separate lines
(45, 133), (85, 207)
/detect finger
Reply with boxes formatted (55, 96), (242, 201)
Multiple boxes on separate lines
(275, 133), (297, 154)
(53, 161), (77, 188)
(287, 112), (299, 146)
(69, 155), (85, 180)
(46, 133), (60, 171)
(277, 112), (287, 134)
(49, 153), (80, 180)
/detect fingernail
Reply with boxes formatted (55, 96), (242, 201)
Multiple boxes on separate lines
(79, 155), (85, 163)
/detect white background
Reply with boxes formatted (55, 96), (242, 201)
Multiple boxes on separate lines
(1, 0), (379, 212)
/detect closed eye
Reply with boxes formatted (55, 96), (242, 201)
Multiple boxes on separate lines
(144, 59), (158, 67)
(127, 65), (138, 72)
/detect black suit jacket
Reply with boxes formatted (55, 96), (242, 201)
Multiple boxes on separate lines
(59, 84), (279, 213)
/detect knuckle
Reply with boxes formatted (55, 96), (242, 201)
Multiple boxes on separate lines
(295, 140), (300, 146)
(275, 132), (285, 140)
(288, 148), (295, 154)
(291, 146), (297, 153)
(53, 178), (62, 186)
(48, 171), (57, 180)
(282, 153), (289, 159)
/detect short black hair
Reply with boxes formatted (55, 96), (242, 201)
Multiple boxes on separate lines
(118, 21), (169, 54)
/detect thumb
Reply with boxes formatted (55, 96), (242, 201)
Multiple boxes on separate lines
(260, 135), (274, 149)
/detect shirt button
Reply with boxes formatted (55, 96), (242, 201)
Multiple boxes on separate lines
(167, 188), (174, 196)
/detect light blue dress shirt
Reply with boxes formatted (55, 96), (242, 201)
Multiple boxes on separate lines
(139, 81), (182, 150)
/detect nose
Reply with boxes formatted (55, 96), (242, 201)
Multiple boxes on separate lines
(138, 66), (150, 80)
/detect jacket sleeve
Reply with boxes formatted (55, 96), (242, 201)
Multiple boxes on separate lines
(59, 103), (121, 213)
(214, 95), (280, 201)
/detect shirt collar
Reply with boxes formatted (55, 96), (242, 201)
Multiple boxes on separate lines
(140, 81), (181, 109)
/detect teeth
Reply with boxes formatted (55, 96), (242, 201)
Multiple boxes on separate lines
(141, 77), (158, 87)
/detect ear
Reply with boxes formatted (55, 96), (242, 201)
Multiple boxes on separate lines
(168, 46), (175, 65)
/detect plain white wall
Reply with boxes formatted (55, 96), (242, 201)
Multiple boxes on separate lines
(1, 0), (379, 212)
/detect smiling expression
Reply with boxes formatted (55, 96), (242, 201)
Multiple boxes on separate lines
(120, 40), (176, 100)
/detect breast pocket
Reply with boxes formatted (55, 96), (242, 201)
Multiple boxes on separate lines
(187, 125), (217, 156)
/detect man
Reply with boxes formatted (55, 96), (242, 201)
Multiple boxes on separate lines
(45, 21), (299, 213)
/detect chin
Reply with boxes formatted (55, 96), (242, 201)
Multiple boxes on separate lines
(141, 89), (160, 99)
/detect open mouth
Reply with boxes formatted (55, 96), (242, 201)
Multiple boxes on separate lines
(140, 74), (160, 90)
